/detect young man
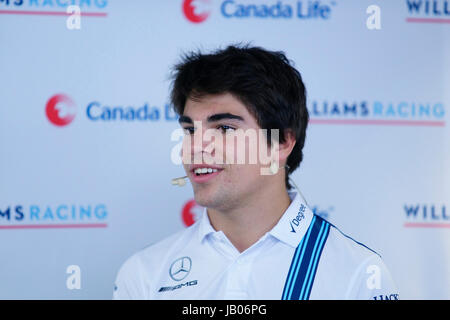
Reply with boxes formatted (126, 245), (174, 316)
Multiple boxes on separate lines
(113, 45), (399, 300)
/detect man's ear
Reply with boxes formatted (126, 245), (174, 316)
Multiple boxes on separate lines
(278, 129), (296, 165)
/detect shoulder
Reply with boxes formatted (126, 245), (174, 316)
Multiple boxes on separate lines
(113, 222), (200, 299)
(137, 223), (198, 264)
(325, 219), (381, 264)
(320, 217), (399, 300)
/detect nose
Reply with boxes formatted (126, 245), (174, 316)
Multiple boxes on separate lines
(181, 122), (216, 164)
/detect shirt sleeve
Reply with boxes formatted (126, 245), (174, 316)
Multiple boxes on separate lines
(346, 254), (400, 300)
(112, 254), (147, 300)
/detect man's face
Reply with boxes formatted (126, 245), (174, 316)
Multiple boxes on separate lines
(179, 92), (275, 211)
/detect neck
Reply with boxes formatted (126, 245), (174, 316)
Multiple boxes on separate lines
(207, 184), (292, 253)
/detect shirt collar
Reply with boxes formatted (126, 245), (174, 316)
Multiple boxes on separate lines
(268, 191), (314, 248)
(196, 191), (314, 248)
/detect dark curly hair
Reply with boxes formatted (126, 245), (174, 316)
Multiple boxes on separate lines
(170, 43), (308, 190)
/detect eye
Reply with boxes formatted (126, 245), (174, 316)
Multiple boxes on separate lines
(217, 125), (235, 134)
(183, 127), (195, 135)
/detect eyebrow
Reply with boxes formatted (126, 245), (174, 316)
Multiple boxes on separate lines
(178, 113), (244, 124)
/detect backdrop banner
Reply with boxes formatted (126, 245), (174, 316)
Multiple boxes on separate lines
(0, 0), (449, 299)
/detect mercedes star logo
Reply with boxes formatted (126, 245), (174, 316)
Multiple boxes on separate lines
(169, 256), (192, 281)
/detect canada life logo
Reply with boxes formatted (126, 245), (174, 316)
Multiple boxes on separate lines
(183, 0), (211, 23)
(45, 94), (76, 127)
(181, 199), (204, 226)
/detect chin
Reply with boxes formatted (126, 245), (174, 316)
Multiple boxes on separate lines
(193, 190), (214, 208)
(193, 186), (225, 209)
(194, 185), (243, 212)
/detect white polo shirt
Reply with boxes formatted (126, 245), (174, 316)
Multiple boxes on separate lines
(113, 192), (399, 300)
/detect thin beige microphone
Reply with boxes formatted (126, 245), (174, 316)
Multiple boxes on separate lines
(171, 176), (188, 186)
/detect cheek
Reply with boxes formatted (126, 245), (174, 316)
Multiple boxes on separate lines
(222, 137), (235, 164)
(224, 164), (263, 186)
(223, 133), (264, 165)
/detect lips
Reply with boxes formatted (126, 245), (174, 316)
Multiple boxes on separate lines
(189, 165), (224, 183)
